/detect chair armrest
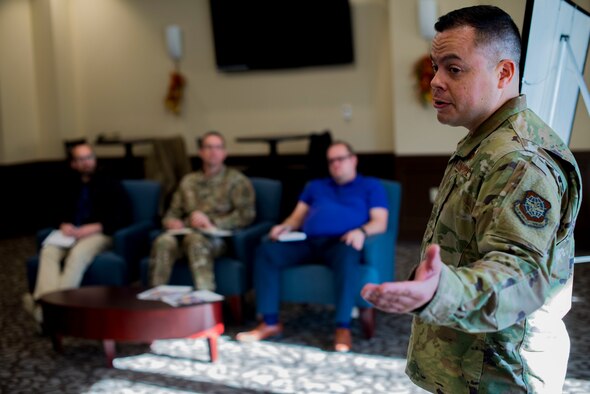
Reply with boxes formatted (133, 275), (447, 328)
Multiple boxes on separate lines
(362, 232), (395, 282)
(36, 228), (55, 250)
(112, 221), (156, 265)
(231, 221), (274, 264)
(148, 228), (164, 243)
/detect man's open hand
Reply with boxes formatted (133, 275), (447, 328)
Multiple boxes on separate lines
(361, 244), (443, 313)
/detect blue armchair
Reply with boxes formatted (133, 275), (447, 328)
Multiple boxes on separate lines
(139, 177), (282, 323)
(279, 179), (401, 338)
(26, 180), (161, 291)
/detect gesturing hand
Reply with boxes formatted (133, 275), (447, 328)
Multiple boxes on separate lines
(361, 244), (443, 313)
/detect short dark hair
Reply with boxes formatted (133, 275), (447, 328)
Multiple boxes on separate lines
(64, 138), (88, 161)
(435, 5), (521, 67)
(197, 130), (225, 149)
(328, 140), (356, 156)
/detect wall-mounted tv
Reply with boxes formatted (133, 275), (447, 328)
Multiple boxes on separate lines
(209, 0), (355, 72)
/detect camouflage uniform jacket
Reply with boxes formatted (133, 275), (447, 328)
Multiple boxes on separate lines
(406, 95), (582, 393)
(163, 166), (255, 230)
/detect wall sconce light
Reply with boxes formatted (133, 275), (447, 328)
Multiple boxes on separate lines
(418, 0), (437, 40)
(165, 25), (183, 62)
(164, 25), (186, 116)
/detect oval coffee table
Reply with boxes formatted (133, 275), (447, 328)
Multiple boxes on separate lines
(39, 286), (224, 367)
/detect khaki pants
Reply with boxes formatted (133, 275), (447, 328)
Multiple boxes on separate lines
(149, 232), (226, 291)
(33, 233), (112, 300)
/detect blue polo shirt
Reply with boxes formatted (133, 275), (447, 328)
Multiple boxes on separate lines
(299, 175), (388, 237)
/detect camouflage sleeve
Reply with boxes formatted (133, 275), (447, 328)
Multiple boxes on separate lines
(418, 152), (565, 332)
(212, 175), (256, 230)
(162, 176), (189, 224)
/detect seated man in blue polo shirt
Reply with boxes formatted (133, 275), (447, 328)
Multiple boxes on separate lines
(237, 141), (389, 352)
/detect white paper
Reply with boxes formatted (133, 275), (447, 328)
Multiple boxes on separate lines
(199, 227), (233, 237)
(136, 285), (193, 301)
(277, 231), (307, 242)
(166, 227), (232, 237)
(166, 228), (194, 235)
(42, 230), (76, 248)
(162, 289), (225, 307)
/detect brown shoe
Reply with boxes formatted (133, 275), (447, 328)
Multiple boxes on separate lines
(334, 328), (352, 352)
(236, 322), (283, 342)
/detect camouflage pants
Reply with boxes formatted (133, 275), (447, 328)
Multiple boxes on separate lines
(149, 232), (227, 291)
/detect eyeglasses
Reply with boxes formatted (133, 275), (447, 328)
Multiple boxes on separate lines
(72, 154), (95, 162)
(201, 144), (225, 151)
(327, 154), (352, 165)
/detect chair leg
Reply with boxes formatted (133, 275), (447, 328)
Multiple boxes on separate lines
(226, 295), (243, 325)
(359, 307), (375, 339)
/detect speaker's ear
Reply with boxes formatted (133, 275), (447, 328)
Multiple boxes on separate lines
(166, 25), (183, 61)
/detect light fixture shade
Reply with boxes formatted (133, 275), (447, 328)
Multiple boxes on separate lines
(166, 25), (183, 61)
(418, 0), (437, 40)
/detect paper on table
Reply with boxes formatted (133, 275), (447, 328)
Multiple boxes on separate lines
(42, 230), (76, 248)
(162, 289), (225, 306)
(277, 231), (307, 242)
(136, 285), (193, 301)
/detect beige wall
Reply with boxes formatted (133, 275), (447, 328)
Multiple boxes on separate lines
(0, 0), (588, 163)
(0, 0), (41, 162)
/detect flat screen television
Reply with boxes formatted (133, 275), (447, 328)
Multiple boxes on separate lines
(208, 0), (355, 72)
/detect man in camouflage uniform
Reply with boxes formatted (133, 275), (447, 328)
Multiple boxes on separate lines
(149, 131), (255, 290)
(362, 6), (581, 393)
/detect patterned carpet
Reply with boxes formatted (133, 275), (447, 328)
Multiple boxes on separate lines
(2, 235), (590, 393)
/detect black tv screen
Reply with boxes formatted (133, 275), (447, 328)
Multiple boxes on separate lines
(209, 0), (355, 72)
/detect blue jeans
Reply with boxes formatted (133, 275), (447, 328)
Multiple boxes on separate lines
(254, 236), (361, 325)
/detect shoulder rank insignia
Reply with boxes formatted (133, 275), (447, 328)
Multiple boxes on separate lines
(514, 190), (551, 228)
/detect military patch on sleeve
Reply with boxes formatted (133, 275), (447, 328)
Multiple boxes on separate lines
(513, 190), (551, 228)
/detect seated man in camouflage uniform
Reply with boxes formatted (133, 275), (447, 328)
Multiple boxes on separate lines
(362, 6), (581, 394)
(149, 131), (255, 290)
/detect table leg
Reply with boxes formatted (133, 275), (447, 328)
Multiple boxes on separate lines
(207, 335), (218, 362)
(103, 339), (116, 368)
(188, 323), (224, 362)
(268, 141), (278, 158)
(51, 333), (63, 353)
(123, 142), (134, 160)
